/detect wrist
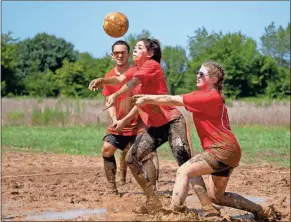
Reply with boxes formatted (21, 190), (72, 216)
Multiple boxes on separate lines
(111, 116), (117, 122)
(113, 92), (118, 98)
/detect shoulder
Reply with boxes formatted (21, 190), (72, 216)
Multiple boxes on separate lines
(144, 59), (161, 69)
(127, 66), (138, 73)
(203, 90), (224, 104)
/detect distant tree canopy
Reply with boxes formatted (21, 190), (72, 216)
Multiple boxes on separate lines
(1, 22), (290, 99)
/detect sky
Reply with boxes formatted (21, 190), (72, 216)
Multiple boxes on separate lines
(2, 1), (290, 58)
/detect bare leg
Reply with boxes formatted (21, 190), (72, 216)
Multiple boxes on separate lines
(168, 116), (218, 215)
(170, 155), (214, 208)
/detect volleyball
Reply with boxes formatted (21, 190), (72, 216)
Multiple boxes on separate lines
(103, 12), (129, 38)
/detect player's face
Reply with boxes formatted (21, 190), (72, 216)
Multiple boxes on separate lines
(132, 41), (150, 65)
(111, 45), (130, 66)
(196, 65), (218, 90)
(196, 65), (211, 89)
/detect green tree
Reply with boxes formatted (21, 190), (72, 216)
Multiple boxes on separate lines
(54, 60), (85, 97)
(1, 32), (21, 96)
(188, 27), (221, 60)
(24, 69), (56, 97)
(260, 22), (290, 67)
(54, 55), (114, 98)
(162, 45), (188, 94)
(80, 54), (114, 98)
(16, 32), (78, 78)
(188, 32), (261, 98)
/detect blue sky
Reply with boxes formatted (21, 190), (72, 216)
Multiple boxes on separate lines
(2, 1), (290, 58)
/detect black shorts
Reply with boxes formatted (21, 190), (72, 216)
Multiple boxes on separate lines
(103, 134), (138, 151)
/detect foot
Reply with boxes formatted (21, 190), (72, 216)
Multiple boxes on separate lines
(119, 179), (126, 185)
(202, 204), (221, 217)
(255, 204), (281, 221)
(102, 183), (120, 196)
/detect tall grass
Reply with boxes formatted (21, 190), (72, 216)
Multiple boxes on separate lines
(2, 98), (111, 126)
(2, 98), (290, 126)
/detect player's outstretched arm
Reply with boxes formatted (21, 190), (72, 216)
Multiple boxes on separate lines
(132, 94), (184, 107)
(88, 75), (126, 91)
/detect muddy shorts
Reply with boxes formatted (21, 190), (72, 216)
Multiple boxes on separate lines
(198, 151), (234, 177)
(103, 134), (138, 151)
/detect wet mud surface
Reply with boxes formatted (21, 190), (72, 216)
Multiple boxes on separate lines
(2, 151), (290, 221)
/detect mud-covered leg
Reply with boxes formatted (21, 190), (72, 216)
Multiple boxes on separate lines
(103, 155), (118, 194)
(190, 175), (221, 217)
(151, 151), (160, 181)
(119, 145), (129, 185)
(142, 154), (157, 191)
(168, 115), (191, 167)
(126, 130), (166, 213)
(207, 172), (278, 220)
(126, 131), (160, 199)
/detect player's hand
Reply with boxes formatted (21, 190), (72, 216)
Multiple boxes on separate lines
(113, 119), (126, 133)
(88, 78), (103, 91)
(103, 93), (117, 111)
(132, 94), (147, 106)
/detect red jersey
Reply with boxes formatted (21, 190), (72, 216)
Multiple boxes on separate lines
(183, 90), (241, 167)
(102, 68), (143, 136)
(125, 60), (181, 127)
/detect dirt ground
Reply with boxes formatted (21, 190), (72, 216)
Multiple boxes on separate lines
(2, 150), (290, 221)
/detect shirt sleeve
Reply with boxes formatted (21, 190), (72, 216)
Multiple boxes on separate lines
(182, 91), (203, 113)
(133, 60), (158, 85)
(125, 67), (136, 82)
(183, 91), (221, 114)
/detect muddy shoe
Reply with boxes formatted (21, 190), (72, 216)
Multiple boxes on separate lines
(171, 205), (190, 213)
(202, 204), (221, 217)
(101, 184), (120, 196)
(118, 178), (126, 185)
(101, 189), (120, 197)
(255, 204), (281, 221)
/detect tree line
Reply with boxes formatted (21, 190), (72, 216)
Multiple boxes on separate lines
(1, 22), (290, 99)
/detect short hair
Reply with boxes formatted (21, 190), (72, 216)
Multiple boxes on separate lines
(111, 40), (130, 53)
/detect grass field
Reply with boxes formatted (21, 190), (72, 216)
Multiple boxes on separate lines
(2, 125), (290, 166)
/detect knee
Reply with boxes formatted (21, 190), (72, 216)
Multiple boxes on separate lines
(125, 151), (134, 165)
(207, 190), (223, 204)
(101, 144), (115, 157)
(176, 164), (191, 179)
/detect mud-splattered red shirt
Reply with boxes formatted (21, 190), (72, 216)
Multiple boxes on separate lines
(125, 60), (181, 127)
(183, 90), (241, 167)
(102, 68), (143, 136)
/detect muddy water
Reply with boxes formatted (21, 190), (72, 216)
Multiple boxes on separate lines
(4, 195), (265, 221)
(25, 208), (107, 221)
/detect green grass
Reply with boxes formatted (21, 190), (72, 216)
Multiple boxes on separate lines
(2, 125), (290, 166)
